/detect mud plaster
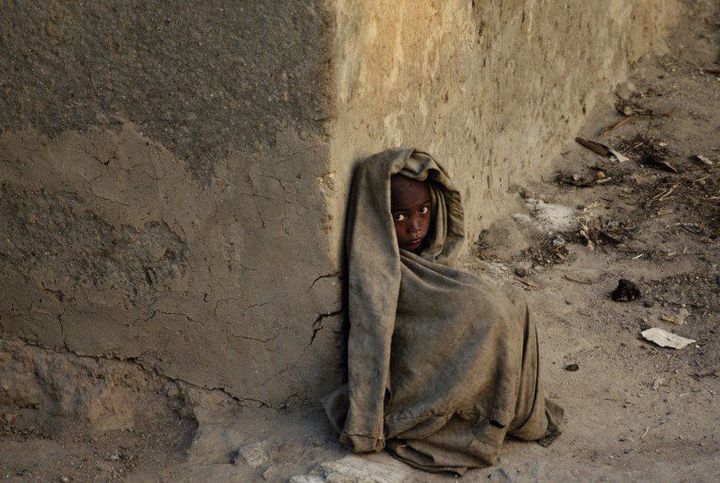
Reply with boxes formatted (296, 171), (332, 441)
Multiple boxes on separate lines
(0, 123), (344, 406)
(327, 0), (679, 258)
(0, 1), (332, 182)
(1, 0), (678, 405)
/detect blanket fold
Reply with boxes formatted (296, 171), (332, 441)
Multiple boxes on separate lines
(325, 148), (562, 474)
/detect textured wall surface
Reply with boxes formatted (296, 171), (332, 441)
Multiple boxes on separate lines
(328, 0), (679, 254)
(1, 0), (677, 404)
(0, 0), (341, 407)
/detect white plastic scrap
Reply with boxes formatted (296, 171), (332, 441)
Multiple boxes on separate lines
(641, 327), (696, 349)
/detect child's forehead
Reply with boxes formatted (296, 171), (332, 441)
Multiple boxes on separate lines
(391, 175), (431, 206)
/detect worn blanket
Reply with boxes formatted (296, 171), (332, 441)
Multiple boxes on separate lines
(324, 148), (562, 474)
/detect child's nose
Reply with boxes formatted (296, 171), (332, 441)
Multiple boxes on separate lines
(409, 218), (421, 233)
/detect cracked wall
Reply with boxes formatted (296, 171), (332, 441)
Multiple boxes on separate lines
(0, 1), (343, 407)
(1, 0), (678, 406)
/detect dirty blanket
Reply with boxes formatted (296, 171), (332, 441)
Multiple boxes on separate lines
(324, 148), (562, 474)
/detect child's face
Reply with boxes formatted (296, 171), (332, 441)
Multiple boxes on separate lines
(390, 175), (432, 252)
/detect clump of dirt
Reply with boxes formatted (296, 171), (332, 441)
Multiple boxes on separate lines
(526, 236), (573, 267)
(611, 279), (642, 302)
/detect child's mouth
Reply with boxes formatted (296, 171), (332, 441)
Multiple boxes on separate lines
(407, 238), (423, 249)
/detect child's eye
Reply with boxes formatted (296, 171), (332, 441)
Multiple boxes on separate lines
(419, 206), (429, 215)
(393, 213), (405, 222)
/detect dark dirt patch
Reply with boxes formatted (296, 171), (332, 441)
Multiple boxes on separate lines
(0, 183), (186, 306)
(611, 279), (642, 302)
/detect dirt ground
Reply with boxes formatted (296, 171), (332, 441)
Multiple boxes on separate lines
(2, 1), (720, 481)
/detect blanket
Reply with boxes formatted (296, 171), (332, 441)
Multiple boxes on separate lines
(324, 148), (562, 474)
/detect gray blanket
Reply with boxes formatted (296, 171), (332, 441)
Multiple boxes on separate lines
(324, 148), (562, 474)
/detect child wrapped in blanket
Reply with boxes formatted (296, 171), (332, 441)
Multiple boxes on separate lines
(324, 148), (562, 475)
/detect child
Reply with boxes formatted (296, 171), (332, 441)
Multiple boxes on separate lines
(389, 174), (432, 253)
(324, 148), (562, 475)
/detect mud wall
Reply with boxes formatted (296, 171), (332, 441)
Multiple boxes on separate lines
(1, 1), (678, 405)
(0, 1), (341, 407)
(329, 0), (679, 251)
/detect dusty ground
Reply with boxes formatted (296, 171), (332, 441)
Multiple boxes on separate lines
(2, 1), (720, 481)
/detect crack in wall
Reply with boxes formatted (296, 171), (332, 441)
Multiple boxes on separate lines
(40, 281), (65, 302)
(213, 297), (272, 316)
(131, 309), (206, 329)
(310, 309), (343, 345)
(1, 335), (286, 410)
(308, 271), (341, 292)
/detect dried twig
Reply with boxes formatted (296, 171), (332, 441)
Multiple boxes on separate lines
(675, 223), (704, 235)
(563, 275), (595, 285)
(513, 277), (539, 288)
(575, 137), (630, 162)
(600, 115), (637, 137)
(651, 183), (678, 202)
(579, 221), (595, 251)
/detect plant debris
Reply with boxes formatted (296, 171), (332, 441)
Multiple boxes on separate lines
(556, 171), (596, 187)
(577, 216), (636, 250)
(692, 154), (714, 166)
(618, 135), (678, 172)
(575, 137), (630, 162)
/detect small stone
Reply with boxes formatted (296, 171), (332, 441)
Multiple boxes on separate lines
(315, 455), (410, 482)
(165, 383), (180, 398)
(109, 453), (120, 461)
(60, 478), (70, 483)
(644, 300), (654, 308)
(289, 477), (324, 483)
(514, 267), (528, 277)
(237, 441), (271, 469)
(564, 363), (580, 372)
